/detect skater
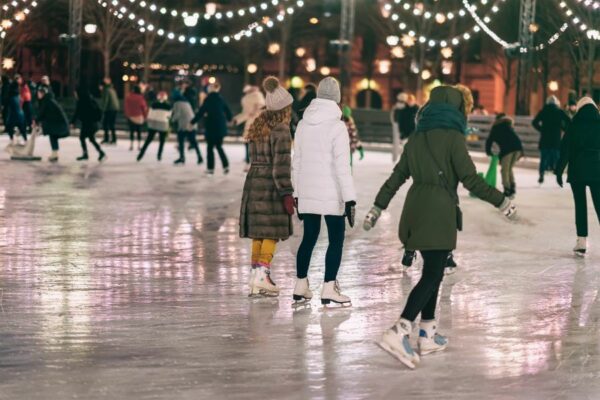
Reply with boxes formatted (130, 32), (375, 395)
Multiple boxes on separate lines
(6, 75), (27, 144)
(71, 85), (106, 162)
(138, 91), (171, 162)
(363, 85), (516, 368)
(485, 113), (524, 198)
(171, 91), (203, 165)
(124, 85), (148, 151)
(191, 82), (232, 175)
(239, 76), (295, 297)
(532, 95), (570, 184)
(392, 93), (419, 142)
(342, 105), (364, 166)
(292, 77), (357, 307)
(233, 85), (266, 170)
(555, 97), (600, 257)
(35, 86), (70, 162)
(100, 77), (119, 144)
(18, 75), (33, 133)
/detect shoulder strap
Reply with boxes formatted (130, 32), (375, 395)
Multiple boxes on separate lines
(424, 132), (459, 205)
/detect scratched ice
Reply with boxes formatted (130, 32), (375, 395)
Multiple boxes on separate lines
(1, 137), (599, 399)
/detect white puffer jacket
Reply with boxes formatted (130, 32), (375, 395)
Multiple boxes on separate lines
(292, 98), (357, 216)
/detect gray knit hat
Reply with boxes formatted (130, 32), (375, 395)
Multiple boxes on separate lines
(263, 76), (293, 111)
(317, 77), (341, 103)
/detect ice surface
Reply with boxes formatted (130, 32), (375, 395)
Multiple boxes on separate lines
(1, 137), (600, 399)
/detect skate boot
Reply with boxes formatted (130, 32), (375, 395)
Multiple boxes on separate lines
(48, 151), (59, 163)
(321, 281), (351, 308)
(248, 266), (257, 292)
(574, 237), (587, 257)
(445, 252), (457, 275)
(77, 154), (89, 161)
(418, 319), (448, 356)
(292, 277), (313, 307)
(377, 318), (420, 369)
(249, 266), (280, 297)
(401, 250), (416, 271)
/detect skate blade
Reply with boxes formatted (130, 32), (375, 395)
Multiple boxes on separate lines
(292, 298), (312, 308)
(376, 340), (416, 369)
(419, 345), (448, 356)
(574, 251), (586, 258)
(248, 290), (279, 298)
(321, 301), (352, 309)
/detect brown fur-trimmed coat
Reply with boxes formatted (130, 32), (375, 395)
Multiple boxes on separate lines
(239, 122), (294, 240)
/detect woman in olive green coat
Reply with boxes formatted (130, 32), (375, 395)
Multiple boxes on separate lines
(363, 85), (517, 369)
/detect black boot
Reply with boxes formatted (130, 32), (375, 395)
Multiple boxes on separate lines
(77, 154), (89, 161)
(174, 158), (185, 165)
(98, 152), (107, 162)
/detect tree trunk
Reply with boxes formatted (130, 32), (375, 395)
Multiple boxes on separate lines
(586, 40), (596, 96)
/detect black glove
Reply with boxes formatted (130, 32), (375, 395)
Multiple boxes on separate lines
(556, 173), (563, 188)
(295, 198), (303, 220)
(345, 201), (356, 228)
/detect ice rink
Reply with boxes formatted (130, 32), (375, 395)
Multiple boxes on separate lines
(1, 137), (600, 400)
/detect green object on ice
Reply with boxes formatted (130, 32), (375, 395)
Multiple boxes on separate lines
(484, 155), (499, 189)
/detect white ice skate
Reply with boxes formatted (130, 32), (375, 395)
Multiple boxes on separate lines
(292, 277), (313, 307)
(418, 320), (448, 356)
(321, 280), (351, 308)
(377, 318), (420, 369)
(574, 237), (587, 257)
(249, 266), (280, 297)
(248, 267), (257, 291)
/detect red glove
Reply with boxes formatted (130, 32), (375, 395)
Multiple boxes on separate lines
(283, 195), (295, 216)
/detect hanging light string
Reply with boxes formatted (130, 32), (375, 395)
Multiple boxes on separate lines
(125, 0), (297, 25)
(2, 0), (38, 13)
(382, 0), (473, 26)
(99, 0), (303, 45)
(558, 0), (600, 40)
(0, 0), (39, 36)
(573, 0), (600, 9)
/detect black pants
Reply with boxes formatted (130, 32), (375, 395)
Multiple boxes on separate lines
(177, 130), (203, 162)
(539, 149), (560, 177)
(206, 136), (229, 171)
(139, 129), (167, 160)
(129, 121), (143, 144)
(570, 183), (600, 237)
(49, 135), (60, 151)
(296, 214), (345, 282)
(79, 126), (103, 155)
(23, 101), (33, 131)
(401, 250), (450, 322)
(103, 110), (117, 142)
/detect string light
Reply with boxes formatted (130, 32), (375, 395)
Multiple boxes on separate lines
(574, 0), (600, 9)
(558, 0), (600, 41)
(0, 0), (38, 34)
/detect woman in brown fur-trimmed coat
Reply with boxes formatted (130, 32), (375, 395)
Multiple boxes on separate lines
(240, 76), (295, 297)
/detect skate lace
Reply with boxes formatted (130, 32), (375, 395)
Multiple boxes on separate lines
(265, 269), (277, 286)
(334, 280), (342, 295)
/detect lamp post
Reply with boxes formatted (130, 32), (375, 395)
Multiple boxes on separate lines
(68, 0), (83, 95)
(338, 0), (355, 104)
(515, 0), (537, 115)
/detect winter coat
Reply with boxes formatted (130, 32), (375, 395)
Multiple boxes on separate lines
(37, 93), (69, 138)
(292, 98), (357, 216)
(71, 95), (102, 134)
(171, 99), (197, 132)
(20, 84), (32, 105)
(532, 104), (570, 150)
(239, 121), (294, 240)
(146, 101), (171, 132)
(393, 104), (419, 139)
(124, 93), (148, 123)
(191, 92), (233, 141)
(100, 84), (120, 112)
(485, 116), (523, 159)
(556, 104), (600, 183)
(374, 86), (504, 251)
(6, 85), (24, 128)
(235, 90), (266, 137)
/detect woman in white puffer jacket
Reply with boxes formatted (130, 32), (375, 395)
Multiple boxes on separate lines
(292, 77), (357, 307)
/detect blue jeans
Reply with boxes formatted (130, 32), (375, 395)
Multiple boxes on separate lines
(539, 149), (560, 177)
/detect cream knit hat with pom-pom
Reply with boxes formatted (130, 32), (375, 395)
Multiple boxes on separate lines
(263, 76), (293, 111)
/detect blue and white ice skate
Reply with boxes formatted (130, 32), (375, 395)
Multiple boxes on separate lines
(377, 318), (420, 369)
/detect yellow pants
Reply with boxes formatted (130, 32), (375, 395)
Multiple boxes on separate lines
(251, 239), (277, 267)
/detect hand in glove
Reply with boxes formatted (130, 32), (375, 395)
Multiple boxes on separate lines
(363, 206), (382, 231)
(498, 197), (517, 220)
(283, 195), (295, 216)
(345, 201), (356, 227)
(556, 173), (563, 188)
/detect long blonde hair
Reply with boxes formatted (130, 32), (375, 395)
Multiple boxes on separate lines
(246, 106), (292, 141)
(453, 84), (474, 116)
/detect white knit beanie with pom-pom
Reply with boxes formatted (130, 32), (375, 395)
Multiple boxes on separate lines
(263, 76), (293, 111)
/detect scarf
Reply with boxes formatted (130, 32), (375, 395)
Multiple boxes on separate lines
(415, 103), (467, 135)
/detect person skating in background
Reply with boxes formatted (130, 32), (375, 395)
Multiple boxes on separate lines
(392, 93), (419, 143)
(342, 105), (364, 166)
(292, 77), (357, 308)
(171, 91), (203, 165)
(124, 85), (148, 151)
(291, 83), (317, 136)
(234, 85), (266, 171)
(71, 85), (106, 162)
(18, 75), (33, 133)
(363, 85), (517, 369)
(100, 77), (120, 144)
(35, 86), (70, 162)
(239, 76), (295, 297)
(6, 75), (27, 144)
(486, 113), (524, 198)
(137, 91), (171, 162)
(532, 95), (571, 184)
(191, 82), (232, 175)
(38, 75), (52, 96)
(555, 97), (600, 257)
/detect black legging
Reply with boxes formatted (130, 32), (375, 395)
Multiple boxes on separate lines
(206, 136), (229, 171)
(129, 121), (143, 144)
(570, 182), (600, 237)
(103, 111), (117, 142)
(79, 126), (103, 155)
(296, 214), (345, 282)
(177, 130), (203, 163)
(401, 250), (450, 322)
(139, 129), (167, 160)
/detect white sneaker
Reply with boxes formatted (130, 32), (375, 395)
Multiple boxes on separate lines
(293, 277), (313, 305)
(321, 280), (351, 307)
(377, 318), (420, 369)
(418, 319), (448, 355)
(249, 266), (279, 297)
(574, 237), (587, 257)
